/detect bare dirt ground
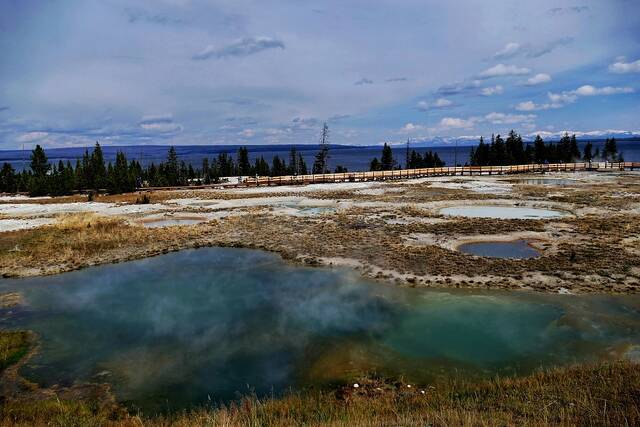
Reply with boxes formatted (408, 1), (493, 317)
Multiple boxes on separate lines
(1, 171), (639, 294)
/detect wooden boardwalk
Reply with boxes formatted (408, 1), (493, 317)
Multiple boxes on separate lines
(241, 161), (639, 187)
(139, 161), (639, 192)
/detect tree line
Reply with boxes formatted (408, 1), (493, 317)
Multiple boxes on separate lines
(0, 122), (350, 196)
(0, 143), (319, 196)
(369, 143), (445, 171)
(469, 131), (621, 166)
(0, 126), (624, 196)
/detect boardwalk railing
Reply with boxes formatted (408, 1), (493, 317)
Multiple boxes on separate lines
(241, 161), (639, 187)
(128, 161), (638, 192)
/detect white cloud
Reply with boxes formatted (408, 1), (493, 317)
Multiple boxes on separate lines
(140, 122), (182, 132)
(481, 85), (504, 96)
(417, 98), (453, 110)
(193, 37), (285, 60)
(437, 111), (534, 130)
(516, 85), (634, 111)
(399, 123), (427, 133)
(515, 101), (538, 111)
(547, 91), (577, 104)
(525, 73), (552, 86)
(440, 117), (477, 129)
(433, 98), (453, 107)
(16, 132), (49, 143)
(139, 114), (182, 133)
(573, 85), (634, 96)
(492, 38), (573, 60)
(239, 128), (256, 137)
(436, 80), (481, 95)
(609, 58), (640, 74)
(493, 42), (521, 60)
(485, 112), (536, 125)
(479, 64), (531, 79)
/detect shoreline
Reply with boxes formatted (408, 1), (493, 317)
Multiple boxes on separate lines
(1, 171), (639, 294)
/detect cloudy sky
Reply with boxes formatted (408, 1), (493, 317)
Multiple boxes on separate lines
(0, 0), (639, 148)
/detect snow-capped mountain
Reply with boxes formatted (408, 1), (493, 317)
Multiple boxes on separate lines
(399, 130), (640, 146)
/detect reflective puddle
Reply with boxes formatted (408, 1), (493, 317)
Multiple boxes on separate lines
(458, 239), (541, 259)
(440, 205), (565, 219)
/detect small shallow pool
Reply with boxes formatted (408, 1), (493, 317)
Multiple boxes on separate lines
(279, 203), (336, 216)
(458, 239), (541, 259)
(515, 178), (575, 186)
(440, 205), (565, 219)
(140, 217), (206, 228)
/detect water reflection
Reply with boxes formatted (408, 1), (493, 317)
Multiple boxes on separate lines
(458, 240), (541, 259)
(1, 248), (638, 412)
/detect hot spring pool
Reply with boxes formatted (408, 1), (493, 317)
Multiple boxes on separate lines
(1, 248), (638, 412)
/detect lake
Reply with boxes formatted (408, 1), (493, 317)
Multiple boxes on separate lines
(2, 139), (639, 172)
(1, 247), (639, 413)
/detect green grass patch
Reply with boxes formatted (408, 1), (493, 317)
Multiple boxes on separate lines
(0, 330), (30, 372)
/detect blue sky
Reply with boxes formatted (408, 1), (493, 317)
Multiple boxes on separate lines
(0, 0), (639, 148)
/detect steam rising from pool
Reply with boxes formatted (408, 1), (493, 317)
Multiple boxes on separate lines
(1, 248), (638, 412)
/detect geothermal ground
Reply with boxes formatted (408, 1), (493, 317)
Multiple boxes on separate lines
(1, 171), (639, 294)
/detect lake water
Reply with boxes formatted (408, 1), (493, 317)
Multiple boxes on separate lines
(458, 240), (541, 259)
(0, 144), (465, 172)
(2, 139), (638, 172)
(1, 248), (639, 413)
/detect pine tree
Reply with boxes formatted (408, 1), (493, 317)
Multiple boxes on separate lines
(312, 123), (330, 174)
(237, 147), (251, 175)
(603, 138), (618, 161)
(558, 133), (572, 163)
(166, 146), (179, 185)
(254, 156), (270, 176)
(271, 155), (287, 176)
(491, 134), (506, 165)
(569, 134), (580, 160)
(533, 135), (546, 164)
(179, 161), (188, 184)
(202, 158), (211, 184)
(370, 157), (381, 171)
(408, 150), (422, 168)
(0, 163), (17, 193)
(433, 152), (445, 167)
(583, 142), (593, 161)
(30, 145), (49, 177)
(28, 145), (50, 196)
(74, 159), (83, 190)
(380, 143), (395, 170)
(90, 142), (106, 190)
(297, 153), (308, 175)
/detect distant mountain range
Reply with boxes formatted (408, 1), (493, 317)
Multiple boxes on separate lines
(405, 130), (640, 147)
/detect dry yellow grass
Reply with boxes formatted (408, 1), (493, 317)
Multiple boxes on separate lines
(0, 213), (155, 276)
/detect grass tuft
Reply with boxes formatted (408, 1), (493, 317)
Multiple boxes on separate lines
(0, 330), (30, 372)
(1, 358), (638, 426)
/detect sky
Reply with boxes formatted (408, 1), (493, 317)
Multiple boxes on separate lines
(0, 0), (639, 149)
